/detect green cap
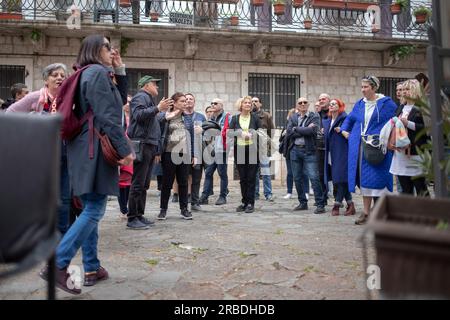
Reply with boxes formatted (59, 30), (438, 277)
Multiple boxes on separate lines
(138, 75), (161, 88)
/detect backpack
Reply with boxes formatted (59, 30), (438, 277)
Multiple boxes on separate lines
(52, 65), (121, 166)
(52, 65), (93, 141)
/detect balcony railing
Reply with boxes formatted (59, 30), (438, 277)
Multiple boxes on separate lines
(0, 0), (431, 40)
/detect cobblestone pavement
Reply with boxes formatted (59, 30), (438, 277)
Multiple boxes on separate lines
(0, 182), (374, 300)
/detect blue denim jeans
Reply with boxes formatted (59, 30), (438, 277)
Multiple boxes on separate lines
(58, 153), (71, 235)
(285, 157), (293, 194)
(290, 146), (325, 207)
(56, 193), (107, 273)
(201, 153), (228, 199)
(255, 164), (273, 199)
(334, 182), (352, 205)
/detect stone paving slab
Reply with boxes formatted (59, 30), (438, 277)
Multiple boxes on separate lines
(0, 182), (374, 300)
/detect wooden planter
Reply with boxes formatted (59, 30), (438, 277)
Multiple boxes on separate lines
(251, 0), (265, 6)
(230, 15), (239, 26)
(150, 12), (159, 22)
(304, 19), (312, 29)
(390, 3), (402, 15)
(119, 0), (132, 7)
(367, 195), (450, 299)
(414, 13), (428, 24)
(273, 3), (286, 15)
(292, 0), (304, 8)
(311, 0), (377, 11)
(0, 12), (22, 20)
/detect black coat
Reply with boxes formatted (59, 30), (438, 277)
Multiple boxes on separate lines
(228, 113), (261, 162)
(395, 105), (428, 155)
(127, 90), (161, 147)
(67, 64), (131, 197)
(286, 112), (320, 154)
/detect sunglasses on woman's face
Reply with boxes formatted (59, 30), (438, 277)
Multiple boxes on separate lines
(330, 102), (338, 106)
(103, 42), (112, 51)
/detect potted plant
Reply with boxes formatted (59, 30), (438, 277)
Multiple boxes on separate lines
(292, 0), (304, 8)
(251, 0), (265, 7)
(273, 0), (286, 16)
(230, 12), (239, 26)
(304, 15), (312, 29)
(390, 0), (407, 15)
(311, 0), (376, 11)
(150, 10), (159, 22)
(0, 0), (22, 20)
(413, 6), (431, 24)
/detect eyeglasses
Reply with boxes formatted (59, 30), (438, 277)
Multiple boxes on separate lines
(103, 42), (112, 51)
(298, 101), (308, 105)
(329, 101), (338, 106)
(252, 100), (259, 103)
(211, 102), (219, 105)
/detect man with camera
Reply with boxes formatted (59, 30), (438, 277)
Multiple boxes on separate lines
(126, 76), (172, 230)
(199, 98), (231, 206)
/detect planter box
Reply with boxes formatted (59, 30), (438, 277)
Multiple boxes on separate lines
(368, 195), (450, 299)
(0, 12), (22, 20)
(390, 3), (402, 15)
(311, 0), (378, 11)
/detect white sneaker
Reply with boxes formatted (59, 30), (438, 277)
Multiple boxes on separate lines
(283, 193), (292, 199)
(305, 193), (309, 200)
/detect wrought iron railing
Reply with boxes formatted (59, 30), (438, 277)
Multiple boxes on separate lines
(0, 0), (431, 40)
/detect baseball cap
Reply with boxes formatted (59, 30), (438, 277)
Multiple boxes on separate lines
(138, 75), (161, 88)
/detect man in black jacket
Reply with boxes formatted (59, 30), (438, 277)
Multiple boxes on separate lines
(126, 75), (172, 230)
(286, 97), (326, 214)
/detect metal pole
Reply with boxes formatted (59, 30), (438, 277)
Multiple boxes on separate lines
(426, 0), (448, 198)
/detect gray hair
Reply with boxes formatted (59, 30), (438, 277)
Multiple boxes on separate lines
(42, 63), (67, 80)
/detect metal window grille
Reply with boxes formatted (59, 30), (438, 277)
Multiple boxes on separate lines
(379, 76), (408, 106)
(126, 68), (169, 102)
(248, 73), (301, 128)
(0, 65), (26, 102)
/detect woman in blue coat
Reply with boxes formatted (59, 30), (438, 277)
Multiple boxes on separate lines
(341, 76), (397, 225)
(323, 98), (355, 217)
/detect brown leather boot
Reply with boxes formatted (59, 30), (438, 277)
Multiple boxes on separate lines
(331, 204), (340, 216)
(345, 202), (356, 216)
(84, 266), (109, 286)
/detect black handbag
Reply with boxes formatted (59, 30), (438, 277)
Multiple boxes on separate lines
(131, 140), (143, 162)
(361, 135), (385, 166)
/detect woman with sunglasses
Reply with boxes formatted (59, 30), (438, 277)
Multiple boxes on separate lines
(38, 35), (134, 294)
(341, 76), (397, 225)
(389, 79), (429, 197)
(323, 99), (356, 216)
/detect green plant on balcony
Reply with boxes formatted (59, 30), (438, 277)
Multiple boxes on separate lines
(303, 13), (312, 29)
(413, 6), (431, 24)
(390, 45), (416, 61)
(120, 37), (134, 57)
(272, 0), (286, 16)
(3, 0), (21, 12)
(30, 29), (42, 43)
(391, 0), (408, 15)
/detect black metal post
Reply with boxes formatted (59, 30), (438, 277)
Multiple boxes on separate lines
(426, 0), (448, 198)
(47, 254), (56, 300)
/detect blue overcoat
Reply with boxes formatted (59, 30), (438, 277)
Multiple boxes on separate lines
(340, 96), (397, 192)
(323, 112), (349, 185)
